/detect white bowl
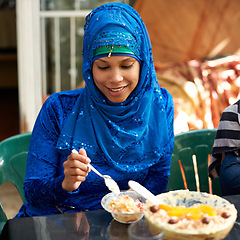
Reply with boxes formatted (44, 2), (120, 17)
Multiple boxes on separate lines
(101, 190), (146, 224)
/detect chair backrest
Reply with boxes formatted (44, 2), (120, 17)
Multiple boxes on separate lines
(0, 132), (31, 224)
(167, 129), (221, 195)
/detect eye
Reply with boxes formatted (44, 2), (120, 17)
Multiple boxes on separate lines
(121, 62), (134, 69)
(97, 65), (109, 70)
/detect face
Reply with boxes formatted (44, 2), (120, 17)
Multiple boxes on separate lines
(92, 56), (140, 103)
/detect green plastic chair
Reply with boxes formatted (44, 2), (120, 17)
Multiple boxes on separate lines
(167, 129), (221, 195)
(0, 132), (31, 231)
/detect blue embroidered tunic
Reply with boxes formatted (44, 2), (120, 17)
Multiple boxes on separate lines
(15, 3), (174, 218)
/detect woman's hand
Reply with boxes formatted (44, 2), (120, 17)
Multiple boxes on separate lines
(62, 148), (90, 192)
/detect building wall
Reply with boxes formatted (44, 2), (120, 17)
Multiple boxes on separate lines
(0, 9), (17, 89)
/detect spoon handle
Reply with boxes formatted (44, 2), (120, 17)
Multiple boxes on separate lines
(72, 149), (104, 178)
(128, 180), (161, 206)
(87, 163), (104, 178)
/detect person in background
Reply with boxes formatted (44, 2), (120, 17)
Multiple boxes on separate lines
(15, 2), (174, 218)
(209, 99), (240, 196)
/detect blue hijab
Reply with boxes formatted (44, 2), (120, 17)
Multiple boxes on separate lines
(57, 3), (173, 172)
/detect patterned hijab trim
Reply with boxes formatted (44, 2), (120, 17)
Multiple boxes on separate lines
(93, 45), (134, 58)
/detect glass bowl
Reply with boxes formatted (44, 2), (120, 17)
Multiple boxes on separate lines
(101, 190), (146, 224)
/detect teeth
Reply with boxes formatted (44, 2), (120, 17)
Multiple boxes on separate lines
(110, 87), (124, 92)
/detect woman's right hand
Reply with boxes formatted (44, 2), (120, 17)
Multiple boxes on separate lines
(62, 148), (91, 192)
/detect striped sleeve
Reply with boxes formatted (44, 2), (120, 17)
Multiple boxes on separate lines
(209, 100), (240, 178)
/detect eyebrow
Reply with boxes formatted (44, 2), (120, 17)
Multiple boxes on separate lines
(96, 57), (134, 63)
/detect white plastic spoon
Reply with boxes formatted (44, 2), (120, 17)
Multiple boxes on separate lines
(128, 180), (162, 206)
(72, 149), (120, 195)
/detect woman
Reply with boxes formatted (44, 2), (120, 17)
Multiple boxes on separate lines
(209, 99), (240, 196)
(15, 3), (174, 217)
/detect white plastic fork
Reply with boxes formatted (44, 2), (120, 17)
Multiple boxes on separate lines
(72, 149), (120, 195)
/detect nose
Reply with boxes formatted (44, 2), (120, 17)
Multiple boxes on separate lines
(109, 68), (123, 84)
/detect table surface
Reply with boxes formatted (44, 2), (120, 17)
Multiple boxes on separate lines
(0, 195), (240, 240)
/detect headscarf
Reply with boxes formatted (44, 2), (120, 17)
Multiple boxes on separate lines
(57, 3), (173, 172)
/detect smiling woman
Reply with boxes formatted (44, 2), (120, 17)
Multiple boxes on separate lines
(14, 3), (174, 218)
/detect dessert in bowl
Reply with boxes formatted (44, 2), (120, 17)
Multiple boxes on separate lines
(144, 190), (237, 240)
(101, 190), (145, 224)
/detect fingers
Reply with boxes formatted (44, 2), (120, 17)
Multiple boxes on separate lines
(79, 148), (87, 157)
(62, 148), (91, 192)
(63, 159), (88, 176)
(64, 172), (87, 183)
(62, 163), (88, 192)
(64, 158), (88, 172)
(64, 164), (88, 178)
(71, 148), (90, 165)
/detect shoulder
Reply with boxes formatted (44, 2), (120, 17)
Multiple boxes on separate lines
(160, 87), (173, 101)
(45, 88), (83, 104)
(221, 100), (240, 123)
(40, 88), (84, 122)
(152, 86), (174, 123)
(223, 101), (239, 113)
(157, 87), (174, 110)
(43, 89), (83, 111)
(34, 88), (85, 135)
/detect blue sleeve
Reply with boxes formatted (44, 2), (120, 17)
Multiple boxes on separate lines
(143, 88), (174, 195)
(23, 93), (73, 208)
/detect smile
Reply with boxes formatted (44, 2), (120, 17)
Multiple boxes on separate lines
(109, 87), (125, 92)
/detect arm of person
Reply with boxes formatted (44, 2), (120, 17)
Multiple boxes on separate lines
(23, 92), (87, 208)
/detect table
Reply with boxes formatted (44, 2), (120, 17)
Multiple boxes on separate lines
(222, 194), (240, 240)
(0, 195), (240, 240)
